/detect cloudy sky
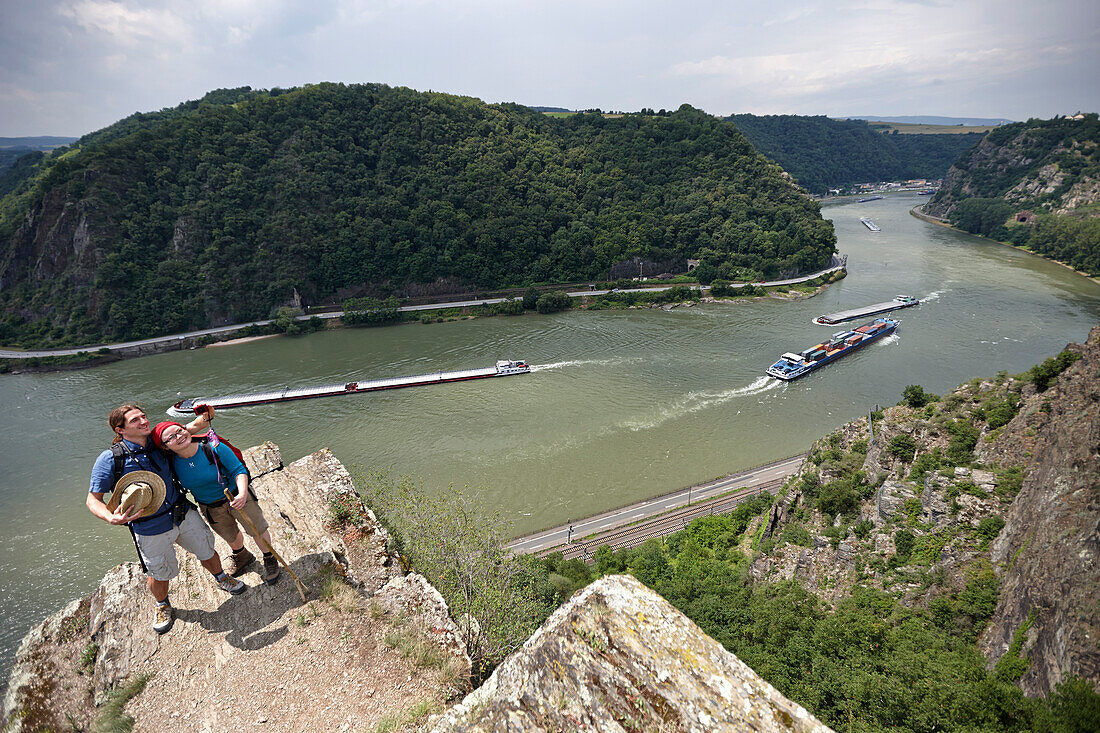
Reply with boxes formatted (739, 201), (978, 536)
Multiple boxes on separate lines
(1, 0), (1097, 136)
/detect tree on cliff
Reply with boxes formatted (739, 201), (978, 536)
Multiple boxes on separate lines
(357, 469), (543, 683)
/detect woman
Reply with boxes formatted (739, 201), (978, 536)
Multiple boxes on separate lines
(152, 420), (281, 584)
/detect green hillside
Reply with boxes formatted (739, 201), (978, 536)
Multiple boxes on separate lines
(925, 114), (1100, 275)
(727, 114), (985, 193)
(0, 84), (835, 348)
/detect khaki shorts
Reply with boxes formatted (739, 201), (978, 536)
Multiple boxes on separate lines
(133, 507), (216, 581)
(201, 496), (270, 544)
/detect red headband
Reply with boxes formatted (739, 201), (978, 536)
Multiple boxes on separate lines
(151, 421), (185, 448)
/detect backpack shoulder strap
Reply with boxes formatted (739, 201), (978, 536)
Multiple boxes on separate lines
(199, 439), (230, 493)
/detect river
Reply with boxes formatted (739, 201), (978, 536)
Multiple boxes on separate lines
(1, 192), (1097, 677)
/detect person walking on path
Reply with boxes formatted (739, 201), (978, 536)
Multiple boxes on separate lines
(151, 419), (281, 584)
(86, 404), (247, 635)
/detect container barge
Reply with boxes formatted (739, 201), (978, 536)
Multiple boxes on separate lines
(860, 217), (881, 231)
(167, 360), (530, 417)
(766, 318), (898, 381)
(858, 195), (884, 203)
(812, 295), (918, 325)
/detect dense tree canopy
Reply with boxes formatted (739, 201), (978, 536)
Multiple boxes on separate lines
(0, 85), (835, 347)
(727, 114), (985, 193)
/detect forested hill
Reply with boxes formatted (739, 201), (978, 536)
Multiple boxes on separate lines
(727, 114), (985, 193)
(924, 114), (1100, 276)
(0, 84), (835, 348)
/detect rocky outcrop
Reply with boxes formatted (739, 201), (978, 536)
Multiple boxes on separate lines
(429, 575), (833, 733)
(1, 443), (468, 732)
(979, 327), (1100, 695)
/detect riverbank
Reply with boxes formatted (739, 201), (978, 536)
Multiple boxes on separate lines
(910, 205), (1100, 285)
(1, 265), (846, 373)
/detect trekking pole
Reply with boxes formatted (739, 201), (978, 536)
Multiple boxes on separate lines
(225, 490), (308, 603)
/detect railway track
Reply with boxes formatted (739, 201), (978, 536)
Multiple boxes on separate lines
(534, 477), (785, 562)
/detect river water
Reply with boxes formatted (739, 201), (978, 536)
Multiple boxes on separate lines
(1, 192), (1097, 676)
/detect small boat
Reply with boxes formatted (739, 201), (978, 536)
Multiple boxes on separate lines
(917, 189), (936, 195)
(812, 295), (918, 325)
(860, 217), (881, 231)
(766, 318), (898, 380)
(858, 195), (883, 203)
(167, 360), (531, 416)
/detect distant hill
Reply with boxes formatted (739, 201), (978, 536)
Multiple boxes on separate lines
(0, 136), (78, 176)
(726, 114), (985, 193)
(843, 115), (1014, 126)
(925, 114), (1100, 275)
(0, 85), (836, 348)
(529, 106), (574, 114)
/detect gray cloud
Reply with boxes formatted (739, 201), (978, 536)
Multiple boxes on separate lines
(0, 0), (1096, 135)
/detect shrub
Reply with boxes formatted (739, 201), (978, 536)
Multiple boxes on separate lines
(976, 515), (1005, 545)
(894, 529), (915, 560)
(535, 290), (572, 314)
(901, 384), (937, 408)
(521, 287), (539, 310)
(1025, 349), (1081, 392)
(889, 434), (918, 462)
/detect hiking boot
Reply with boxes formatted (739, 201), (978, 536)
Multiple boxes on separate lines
(216, 573), (248, 595)
(262, 553), (280, 584)
(225, 548), (255, 577)
(153, 602), (174, 634)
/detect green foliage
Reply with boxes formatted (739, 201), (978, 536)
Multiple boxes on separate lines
(929, 560), (1000, 642)
(521, 287), (539, 310)
(946, 419), (980, 465)
(92, 673), (151, 733)
(357, 469), (543, 684)
(816, 470), (869, 519)
(909, 448), (944, 485)
(976, 515), (1006, 546)
(535, 290), (572, 314)
(993, 612), (1035, 683)
(727, 114), (984, 193)
(995, 465), (1025, 498)
(893, 529), (915, 561)
(342, 296), (401, 327)
(852, 519), (874, 540)
(901, 384), (938, 408)
(1047, 677), (1100, 733)
(0, 87), (837, 347)
(1025, 349), (1082, 392)
(933, 114), (1100, 274)
(888, 434), (917, 461)
(983, 392), (1020, 429)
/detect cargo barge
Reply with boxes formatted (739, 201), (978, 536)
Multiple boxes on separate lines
(860, 217), (881, 231)
(858, 195), (883, 203)
(812, 295), (918, 325)
(766, 318), (898, 381)
(167, 360), (530, 417)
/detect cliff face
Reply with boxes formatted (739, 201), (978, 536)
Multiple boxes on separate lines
(924, 115), (1099, 219)
(749, 325), (1100, 696)
(979, 328), (1100, 695)
(430, 574), (832, 733)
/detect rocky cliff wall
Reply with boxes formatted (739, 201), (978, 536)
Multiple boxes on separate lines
(979, 328), (1100, 695)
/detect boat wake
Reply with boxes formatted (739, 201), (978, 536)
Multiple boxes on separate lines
(922, 289), (947, 302)
(530, 358), (634, 372)
(618, 377), (782, 432)
(879, 333), (900, 346)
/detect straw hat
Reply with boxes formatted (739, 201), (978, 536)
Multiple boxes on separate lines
(106, 471), (167, 519)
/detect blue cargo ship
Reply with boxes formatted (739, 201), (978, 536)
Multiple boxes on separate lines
(766, 318), (898, 380)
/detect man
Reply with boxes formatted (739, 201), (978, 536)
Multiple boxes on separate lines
(87, 403), (247, 634)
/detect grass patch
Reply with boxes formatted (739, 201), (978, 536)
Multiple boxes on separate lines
(91, 673), (151, 733)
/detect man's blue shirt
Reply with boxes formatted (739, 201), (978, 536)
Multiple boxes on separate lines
(89, 439), (177, 536)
